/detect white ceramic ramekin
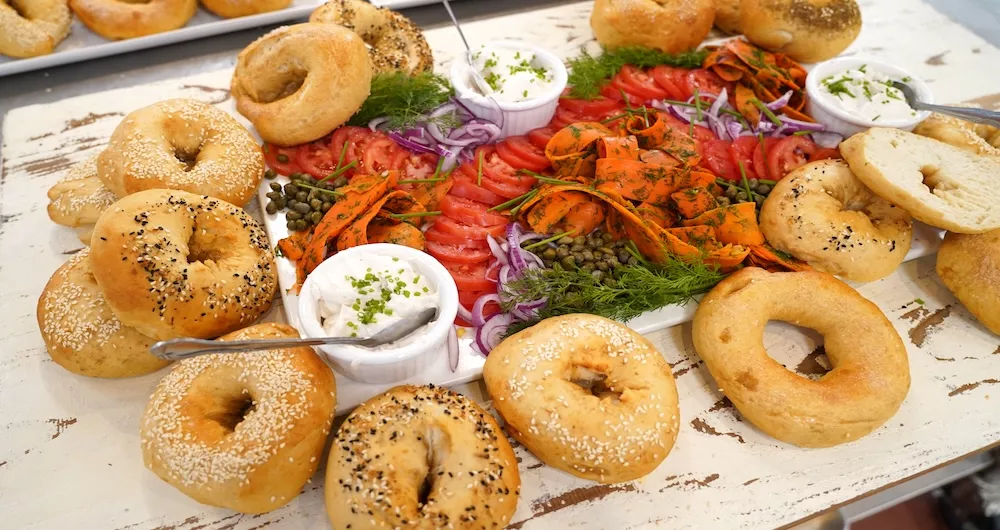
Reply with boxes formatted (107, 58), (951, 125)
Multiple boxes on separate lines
(805, 56), (933, 138)
(297, 244), (459, 384)
(450, 39), (568, 138)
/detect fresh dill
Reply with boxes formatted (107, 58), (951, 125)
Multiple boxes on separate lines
(348, 71), (455, 130)
(566, 46), (709, 99)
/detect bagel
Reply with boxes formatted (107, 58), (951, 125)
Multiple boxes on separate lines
(37, 248), (170, 378)
(201, 0), (290, 18)
(89, 189), (278, 341)
(484, 314), (680, 484)
(310, 0), (433, 75)
(936, 230), (1000, 335)
(714, 0), (743, 33)
(325, 384), (520, 529)
(232, 24), (372, 147)
(759, 159), (912, 282)
(914, 111), (1000, 159)
(69, 0), (197, 40)
(740, 0), (862, 63)
(590, 0), (715, 54)
(0, 0), (71, 58)
(693, 267), (910, 448)
(141, 322), (336, 514)
(47, 156), (118, 245)
(97, 99), (264, 206)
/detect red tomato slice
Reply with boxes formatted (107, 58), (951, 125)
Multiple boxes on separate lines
(476, 146), (537, 188)
(691, 123), (718, 144)
(362, 134), (405, 174)
(329, 126), (369, 171)
(768, 136), (820, 180)
(729, 136), (760, 179)
(812, 147), (841, 161)
(650, 65), (689, 101)
(450, 174), (505, 206)
(458, 289), (489, 309)
(263, 144), (302, 176)
(526, 127), (556, 150)
(687, 69), (730, 97)
(479, 174), (533, 200)
(394, 153), (439, 190)
(440, 261), (496, 293)
(426, 226), (489, 248)
(434, 216), (507, 239)
(498, 136), (550, 172)
(705, 140), (740, 181)
(296, 140), (338, 178)
(752, 137), (782, 180)
(559, 97), (621, 116)
(439, 194), (509, 227)
(426, 240), (492, 264)
(617, 65), (669, 101)
(601, 83), (642, 107)
(551, 106), (580, 128)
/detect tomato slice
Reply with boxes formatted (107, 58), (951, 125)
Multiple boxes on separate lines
(296, 139), (338, 178)
(691, 124), (718, 144)
(329, 126), (369, 173)
(752, 137), (782, 180)
(687, 69), (730, 97)
(433, 216), (507, 239)
(812, 147), (841, 161)
(650, 66), (689, 101)
(551, 106), (580, 128)
(362, 133), (406, 174)
(426, 226), (489, 248)
(450, 174), (505, 206)
(497, 136), (550, 172)
(440, 260), (497, 292)
(559, 97), (621, 116)
(617, 65), (669, 101)
(476, 146), (536, 188)
(440, 194), (509, 227)
(526, 127), (556, 150)
(426, 240), (492, 264)
(601, 83), (642, 107)
(704, 140), (740, 181)
(263, 143), (302, 176)
(768, 136), (821, 180)
(729, 137), (760, 179)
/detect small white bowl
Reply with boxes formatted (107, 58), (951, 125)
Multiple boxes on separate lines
(805, 56), (933, 138)
(297, 244), (459, 384)
(450, 39), (568, 138)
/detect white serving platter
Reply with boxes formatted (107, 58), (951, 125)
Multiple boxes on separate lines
(0, 0), (444, 78)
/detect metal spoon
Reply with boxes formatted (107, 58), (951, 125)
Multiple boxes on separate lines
(149, 307), (438, 362)
(440, 0), (493, 95)
(892, 81), (1000, 128)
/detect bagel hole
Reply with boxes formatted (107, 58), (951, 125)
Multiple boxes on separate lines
(416, 425), (447, 507)
(9, 1), (27, 17)
(919, 165), (952, 193)
(173, 148), (199, 172)
(212, 394), (256, 432)
(255, 70), (308, 103)
(570, 366), (623, 401)
(763, 322), (831, 381)
(186, 228), (226, 265)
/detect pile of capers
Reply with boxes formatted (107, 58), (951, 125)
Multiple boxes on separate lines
(263, 171), (348, 232)
(531, 230), (638, 282)
(716, 177), (773, 208)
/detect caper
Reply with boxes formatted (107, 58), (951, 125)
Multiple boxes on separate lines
(602, 232), (614, 243)
(716, 196), (731, 207)
(308, 190), (319, 201)
(755, 196), (765, 207)
(265, 169), (277, 180)
(725, 186), (738, 199)
(608, 256), (620, 268)
(295, 220), (309, 231)
(284, 184), (299, 195)
(558, 236), (574, 245)
(334, 176), (348, 188)
(542, 248), (557, 260)
(574, 236), (586, 246)
(293, 202), (311, 214)
(322, 202), (332, 212)
(310, 211), (323, 224)
(618, 250), (631, 263)
(286, 198), (297, 208)
(266, 191), (281, 200)
(310, 199), (323, 210)
(269, 182), (282, 192)
(581, 262), (596, 272)
(597, 246), (614, 256)
(570, 243), (584, 252)
(265, 202), (278, 215)
(581, 250), (594, 261)
(274, 198), (287, 210)
(276, 154), (289, 163)
(613, 239), (626, 248)
(556, 247), (570, 259)
(598, 261), (611, 271)
(604, 277), (617, 287)
(561, 256), (576, 268)
(572, 252), (585, 263)
(591, 270), (605, 281)
(736, 191), (748, 202)
(757, 184), (772, 195)
(286, 211), (302, 220)
(285, 220), (297, 231)
(749, 178), (759, 188)
(295, 191), (308, 202)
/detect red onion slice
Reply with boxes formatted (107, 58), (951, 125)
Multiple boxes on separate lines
(368, 117), (389, 131)
(471, 293), (502, 327)
(475, 312), (514, 354)
(447, 326), (459, 372)
(388, 131), (439, 155)
(777, 115), (826, 132)
(487, 235), (510, 265)
(766, 91), (794, 111)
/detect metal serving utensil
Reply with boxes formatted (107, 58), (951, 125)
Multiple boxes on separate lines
(149, 307), (438, 362)
(441, 0), (493, 95)
(892, 81), (1000, 128)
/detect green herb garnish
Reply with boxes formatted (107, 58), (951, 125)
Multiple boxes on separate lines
(347, 71), (454, 130)
(566, 46), (708, 99)
(822, 75), (855, 98)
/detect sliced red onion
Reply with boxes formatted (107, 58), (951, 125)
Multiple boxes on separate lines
(669, 105), (695, 124)
(387, 131), (438, 155)
(811, 131), (844, 148)
(447, 326), (459, 372)
(704, 112), (727, 141)
(778, 115), (827, 132)
(485, 260), (502, 283)
(456, 303), (472, 323)
(725, 118), (744, 141)
(475, 312), (514, 354)
(512, 298), (547, 321)
(708, 89), (728, 120)
(368, 117), (389, 131)
(471, 293), (502, 327)
(486, 235), (509, 265)
(766, 91), (794, 111)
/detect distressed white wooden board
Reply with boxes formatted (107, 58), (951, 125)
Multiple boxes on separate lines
(2, 1), (1000, 530)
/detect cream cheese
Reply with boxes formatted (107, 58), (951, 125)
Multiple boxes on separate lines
(818, 65), (916, 123)
(471, 44), (556, 103)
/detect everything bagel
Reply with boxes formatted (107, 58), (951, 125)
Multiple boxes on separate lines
(693, 268), (910, 448)
(0, 0), (71, 58)
(759, 159), (912, 282)
(69, 0), (197, 40)
(89, 189), (277, 341)
(231, 23), (372, 146)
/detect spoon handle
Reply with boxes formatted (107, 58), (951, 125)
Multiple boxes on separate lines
(913, 102), (1000, 129)
(150, 336), (368, 362)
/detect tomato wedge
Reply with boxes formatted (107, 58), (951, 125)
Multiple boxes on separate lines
(617, 65), (669, 101)
(704, 139), (740, 181)
(440, 260), (496, 292)
(434, 216), (507, 239)
(426, 240), (492, 264)
(440, 195), (508, 227)
(263, 143), (302, 176)
(729, 136), (760, 179)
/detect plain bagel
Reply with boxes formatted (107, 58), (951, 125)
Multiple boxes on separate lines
(201, 0), (291, 18)
(141, 323), (336, 514)
(0, 0), (71, 58)
(914, 111), (1000, 159)
(740, 0), (862, 63)
(69, 0), (197, 40)
(231, 23), (372, 146)
(325, 384), (520, 529)
(936, 230), (1000, 336)
(591, 0), (715, 54)
(693, 267), (910, 448)
(759, 159), (912, 282)
(89, 189), (278, 341)
(97, 98), (264, 207)
(484, 314), (680, 484)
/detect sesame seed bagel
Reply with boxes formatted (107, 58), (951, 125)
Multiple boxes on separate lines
(325, 384), (520, 530)
(231, 23), (372, 147)
(693, 267), (910, 448)
(201, 0), (291, 18)
(759, 159), (912, 282)
(97, 99), (264, 207)
(0, 0), (71, 58)
(590, 0), (715, 54)
(914, 111), (1000, 159)
(47, 156), (117, 245)
(310, 0), (434, 75)
(484, 314), (680, 484)
(69, 0), (197, 40)
(37, 248), (170, 378)
(740, 0), (862, 63)
(141, 322), (336, 514)
(89, 189), (277, 341)
(936, 230), (1000, 336)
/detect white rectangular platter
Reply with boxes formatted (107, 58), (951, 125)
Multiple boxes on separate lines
(0, 0), (443, 78)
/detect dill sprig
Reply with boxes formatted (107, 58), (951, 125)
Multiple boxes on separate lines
(501, 256), (724, 335)
(348, 72), (455, 130)
(566, 46), (709, 99)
